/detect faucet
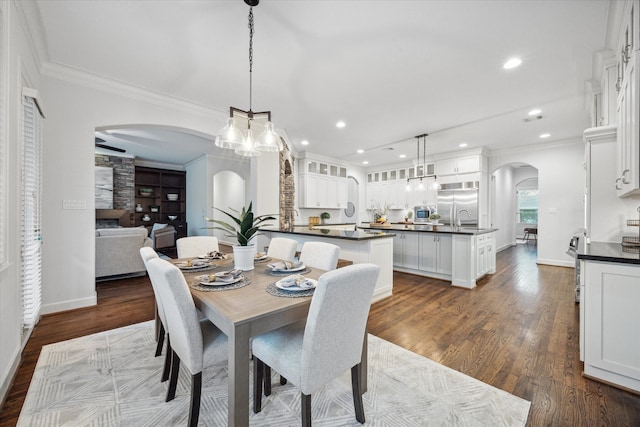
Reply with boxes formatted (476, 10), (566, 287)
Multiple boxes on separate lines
(456, 209), (470, 227)
(286, 209), (299, 230)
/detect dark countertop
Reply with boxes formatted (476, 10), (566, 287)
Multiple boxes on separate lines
(358, 223), (498, 236)
(577, 241), (640, 265)
(264, 226), (395, 241)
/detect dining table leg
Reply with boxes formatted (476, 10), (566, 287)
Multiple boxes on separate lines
(228, 324), (251, 427)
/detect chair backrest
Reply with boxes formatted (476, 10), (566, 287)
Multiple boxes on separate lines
(300, 263), (380, 394)
(266, 237), (298, 262)
(146, 258), (204, 374)
(139, 247), (168, 327)
(299, 241), (340, 271)
(176, 236), (220, 258)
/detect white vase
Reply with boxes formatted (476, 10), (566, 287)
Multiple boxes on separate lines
(233, 245), (257, 271)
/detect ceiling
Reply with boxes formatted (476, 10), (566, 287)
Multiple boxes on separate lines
(36, 0), (610, 167)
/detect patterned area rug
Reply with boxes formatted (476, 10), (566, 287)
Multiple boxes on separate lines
(18, 322), (530, 426)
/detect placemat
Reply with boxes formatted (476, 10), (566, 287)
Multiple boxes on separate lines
(179, 264), (218, 273)
(190, 277), (251, 292)
(266, 281), (314, 298)
(263, 267), (311, 276)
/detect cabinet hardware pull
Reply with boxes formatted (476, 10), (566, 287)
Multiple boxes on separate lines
(616, 77), (622, 92)
(616, 177), (622, 190)
(622, 169), (631, 184)
(622, 45), (631, 64)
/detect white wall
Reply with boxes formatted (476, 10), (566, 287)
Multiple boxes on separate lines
(492, 166), (516, 251)
(490, 140), (584, 267)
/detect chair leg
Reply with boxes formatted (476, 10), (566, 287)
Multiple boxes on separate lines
(351, 364), (365, 424)
(166, 350), (180, 402)
(253, 358), (264, 413)
(155, 323), (165, 357)
(301, 393), (312, 427)
(188, 372), (202, 427)
(264, 365), (271, 396)
(161, 335), (172, 382)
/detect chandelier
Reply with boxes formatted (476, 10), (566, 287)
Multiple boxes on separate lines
(215, 0), (283, 156)
(406, 133), (440, 191)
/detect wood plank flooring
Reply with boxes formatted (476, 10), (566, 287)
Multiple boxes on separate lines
(1, 243), (639, 425)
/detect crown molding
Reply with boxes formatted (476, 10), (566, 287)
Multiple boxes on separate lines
(490, 136), (582, 157)
(13, 0), (49, 72)
(41, 61), (227, 121)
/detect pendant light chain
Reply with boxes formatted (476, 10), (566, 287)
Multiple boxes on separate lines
(248, 6), (254, 112)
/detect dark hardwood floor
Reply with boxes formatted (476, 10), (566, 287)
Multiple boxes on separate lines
(1, 243), (639, 425)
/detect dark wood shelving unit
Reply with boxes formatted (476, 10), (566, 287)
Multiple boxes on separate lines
(134, 166), (187, 238)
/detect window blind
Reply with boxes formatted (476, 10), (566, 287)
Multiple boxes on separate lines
(21, 93), (43, 330)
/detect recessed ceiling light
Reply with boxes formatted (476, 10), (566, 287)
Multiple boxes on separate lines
(357, 149), (364, 154)
(399, 154), (406, 158)
(336, 121), (346, 128)
(459, 143), (468, 148)
(301, 140), (309, 146)
(362, 161), (369, 165)
(503, 57), (522, 69)
(539, 133), (550, 139)
(528, 109), (541, 115)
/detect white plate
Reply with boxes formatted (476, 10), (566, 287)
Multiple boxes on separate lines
(196, 274), (242, 286)
(275, 277), (317, 292)
(271, 263), (306, 273)
(255, 255), (268, 261)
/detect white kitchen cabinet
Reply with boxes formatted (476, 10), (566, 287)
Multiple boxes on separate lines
(393, 231), (420, 270)
(300, 158), (348, 208)
(475, 233), (495, 278)
(583, 261), (640, 393)
(437, 155), (480, 176)
(616, 52), (640, 196)
(419, 233), (452, 275)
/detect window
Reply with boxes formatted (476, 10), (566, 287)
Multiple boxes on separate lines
(21, 90), (44, 331)
(517, 189), (538, 224)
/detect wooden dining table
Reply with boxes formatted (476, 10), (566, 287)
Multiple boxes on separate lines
(175, 257), (369, 427)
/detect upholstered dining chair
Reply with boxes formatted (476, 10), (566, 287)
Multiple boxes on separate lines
(176, 236), (220, 258)
(139, 247), (170, 378)
(299, 241), (340, 271)
(146, 258), (228, 427)
(266, 237), (298, 262)
(252, 263), (380, 426)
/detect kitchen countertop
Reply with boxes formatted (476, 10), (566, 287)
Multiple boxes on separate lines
(577, 241), (640, 265)
(263, 226), (395, 241)
(359, 223), (498, 235)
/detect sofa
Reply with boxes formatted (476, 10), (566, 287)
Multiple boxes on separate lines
(95, 227), (153, 280)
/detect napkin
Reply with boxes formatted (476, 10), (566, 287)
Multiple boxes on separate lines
(278, 275), (314, 289)
(268, 260), (303, 271)
(206, 251), (227, 260)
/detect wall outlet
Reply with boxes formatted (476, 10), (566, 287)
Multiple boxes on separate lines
(63, 200), (87, 210)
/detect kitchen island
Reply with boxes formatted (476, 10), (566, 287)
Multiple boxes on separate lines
(577, 242), (640, 393)
(359, 223), (497, 289)
(263, 226), (394, 302)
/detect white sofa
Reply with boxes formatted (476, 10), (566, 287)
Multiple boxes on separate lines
(95, 227), (153, 280)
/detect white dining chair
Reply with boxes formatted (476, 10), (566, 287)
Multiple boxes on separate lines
(266, 237), (298, 262)
(139, 247), (172, 381)
(146, 258), (227, 427)
(299, 241), (340, 271)
(252, 263), (380, 426)
(176, 236), (219, 258)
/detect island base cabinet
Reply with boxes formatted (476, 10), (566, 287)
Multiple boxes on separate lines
(583, 261), (640, 393)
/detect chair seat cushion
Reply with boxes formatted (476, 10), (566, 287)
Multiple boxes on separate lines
(252, 321), (306, 386)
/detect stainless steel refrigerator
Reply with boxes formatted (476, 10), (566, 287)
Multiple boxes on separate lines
(436, 182), (479, 226)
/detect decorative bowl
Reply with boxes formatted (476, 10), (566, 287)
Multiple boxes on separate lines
(167, 193), (178, 201)
(168, 215), (178, 221)
(139, 188), (153, 196)
(150, 205), (160, 212)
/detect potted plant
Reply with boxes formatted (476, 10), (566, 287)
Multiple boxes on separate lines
(205, 202), (275, 271)
(429, 213), (441, 225)
(320, 212), (330, 225)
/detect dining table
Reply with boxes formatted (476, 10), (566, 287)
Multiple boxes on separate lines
(173, 256), (369, 427)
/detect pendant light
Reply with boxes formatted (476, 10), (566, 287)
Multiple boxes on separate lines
(405, 134), (441, 191)
(215, 0), (283, 156)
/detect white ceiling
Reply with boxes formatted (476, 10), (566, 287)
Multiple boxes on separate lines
(36, 0), (610, 167)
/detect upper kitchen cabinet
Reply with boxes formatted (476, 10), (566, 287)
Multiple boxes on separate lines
(615, 1), (640, 197)
(299, 157), (348, 209)
(437, 155), (480, 177)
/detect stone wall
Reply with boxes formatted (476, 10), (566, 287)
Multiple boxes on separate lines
(279, 140), (295, 229)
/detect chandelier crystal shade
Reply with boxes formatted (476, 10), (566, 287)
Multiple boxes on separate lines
(215, 0), (283, 157)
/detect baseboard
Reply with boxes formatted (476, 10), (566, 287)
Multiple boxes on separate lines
(40, 294), (97, 315)
(496, 242), (516, 252)
(0, 348), (21, 412)
(536, 258), (574, 268)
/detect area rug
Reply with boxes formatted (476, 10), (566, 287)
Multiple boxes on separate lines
(18, 321), (530, 426)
